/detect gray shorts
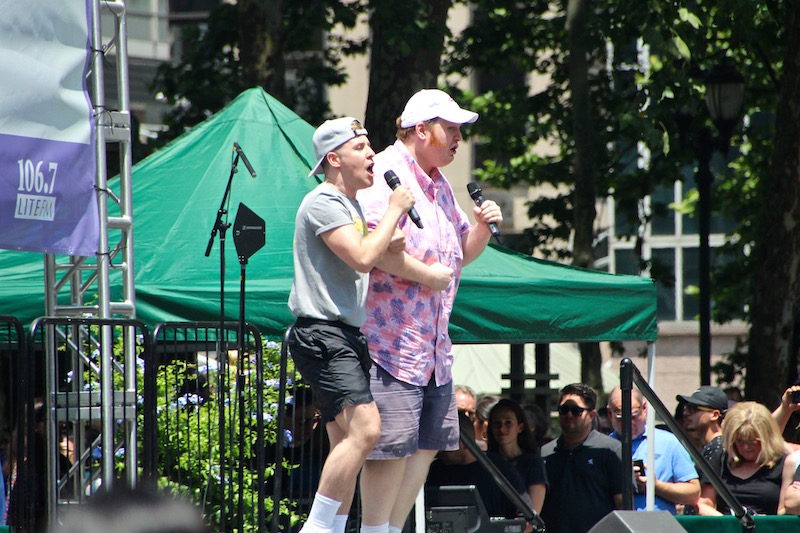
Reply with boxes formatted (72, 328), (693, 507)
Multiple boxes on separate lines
(367, 363), (459, 460)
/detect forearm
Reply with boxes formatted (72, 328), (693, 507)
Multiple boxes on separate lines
(357, 208), (406, 269)
(773, 405), (793, 433)
(697, 500), (722, 515)
(613, 493), (623, 509)
(528, 484), (546, 514)
(461, 224), (492, 266)
(376, 250), (434, 284)
(773, 385), (800, 432)
(654, 478), (700, 505)
(784, 486), (800, 514)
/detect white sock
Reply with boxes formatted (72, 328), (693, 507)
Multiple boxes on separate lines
(360, 521), (389, 533)
(388, 527), (403, 533)
(332, 514), (349, 533)
(301, 493), (342, 532)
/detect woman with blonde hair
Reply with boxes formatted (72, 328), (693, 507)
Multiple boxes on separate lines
(698, 401), (795, 515)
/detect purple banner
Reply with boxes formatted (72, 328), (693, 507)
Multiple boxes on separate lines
(0, 0), (98, 256)
(0, 133), (98, 255)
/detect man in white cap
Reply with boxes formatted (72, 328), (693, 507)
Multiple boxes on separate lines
(356, 90), (503, 533)
(288, 117), (415, 533)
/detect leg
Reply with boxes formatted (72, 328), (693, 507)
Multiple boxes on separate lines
(301, 402), (380, 533)
(317, 401), (381, 507)
(359, 457), (408, 526)
(388, 449), (438, 528)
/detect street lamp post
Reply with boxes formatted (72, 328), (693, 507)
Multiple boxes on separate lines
(697, 62), (745, 386)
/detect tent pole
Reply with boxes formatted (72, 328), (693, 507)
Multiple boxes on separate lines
(534, 344), (551, 415)
(645, 341), (656, 511)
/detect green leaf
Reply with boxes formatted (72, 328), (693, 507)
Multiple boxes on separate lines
(672, 33), (691, 60)
(678, 8), (702, 30)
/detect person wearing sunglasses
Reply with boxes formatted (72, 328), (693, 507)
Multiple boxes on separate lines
(607, 386), (700, 515)
(676, 385), (728, 513)
(540, 383), (623, 533)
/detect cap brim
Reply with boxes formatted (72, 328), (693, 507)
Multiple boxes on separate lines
(440, 108), (479, 125)
(677, 394), (721, 410)
(677, 394), (706, 406)
(400, 109), (479, 128)
(308, 157), (325, 177)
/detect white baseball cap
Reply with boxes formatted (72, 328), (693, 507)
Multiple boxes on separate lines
(309, 117), (368, 176)
(399, 89), (479, 128)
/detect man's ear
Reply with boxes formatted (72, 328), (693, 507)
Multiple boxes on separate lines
(326, 150), (341, 169)
(415, 122), (427, 140)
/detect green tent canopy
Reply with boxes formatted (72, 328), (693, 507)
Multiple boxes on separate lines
(453, 245), (656, 343)
(0, 88), (657, 344)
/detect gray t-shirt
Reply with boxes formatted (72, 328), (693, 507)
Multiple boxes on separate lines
(289, 183), (369, 327)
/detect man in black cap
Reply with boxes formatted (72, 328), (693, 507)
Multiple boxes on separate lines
(676, 385), (727, 513)
(677, 385), (727, 459)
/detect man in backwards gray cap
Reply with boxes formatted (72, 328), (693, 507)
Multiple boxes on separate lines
(288, 117), (415, 533)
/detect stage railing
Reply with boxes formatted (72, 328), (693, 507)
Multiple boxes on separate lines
(619, 358), (755, 532)
(146, 321), (265, 533)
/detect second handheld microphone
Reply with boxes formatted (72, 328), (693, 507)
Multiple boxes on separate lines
(467, 181), (501, 244)
(384, 170), (423, 229)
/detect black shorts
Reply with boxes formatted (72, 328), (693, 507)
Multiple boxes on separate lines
(287, 318), (374, 423)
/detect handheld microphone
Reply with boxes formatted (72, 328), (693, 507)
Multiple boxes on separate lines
(467, 181), (501, 244)
(233, 142), (257, 178)
(384, 170), (423, 229)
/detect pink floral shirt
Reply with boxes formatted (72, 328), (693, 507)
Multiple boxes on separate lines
(357, 141), (472, 386)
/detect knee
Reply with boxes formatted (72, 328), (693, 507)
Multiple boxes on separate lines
(362, 417), (381, 450)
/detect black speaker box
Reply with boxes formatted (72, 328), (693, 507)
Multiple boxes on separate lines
(588, 511), (687, 533)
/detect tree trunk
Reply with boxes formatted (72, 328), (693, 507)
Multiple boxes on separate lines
(238, 0), (285, 100)
(567, 0), (602, 389)
(746, 3), (800, 408)
(365, 0), (452, 152)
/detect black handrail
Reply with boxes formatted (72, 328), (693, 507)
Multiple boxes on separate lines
(460, 431), (546, 532)
(620, 358), (755, 532)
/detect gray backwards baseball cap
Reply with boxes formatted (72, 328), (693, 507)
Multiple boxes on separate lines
(676, 385), (728, 412)
(309, 117), (368, 177)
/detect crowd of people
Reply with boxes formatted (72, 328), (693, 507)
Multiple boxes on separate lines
(430, 381), (800, 531)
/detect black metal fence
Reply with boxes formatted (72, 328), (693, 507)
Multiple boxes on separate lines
(145, 321), (267, 533)
(0, 316), (26, 530)
(271, 327), (337, 533)
(2, 316), (337, 533)
(1, 317), (148, 532)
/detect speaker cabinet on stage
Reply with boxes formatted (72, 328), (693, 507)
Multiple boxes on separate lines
(588, 511), (687, 533)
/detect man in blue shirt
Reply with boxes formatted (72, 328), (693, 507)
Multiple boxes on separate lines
(607, 386), (700, 514)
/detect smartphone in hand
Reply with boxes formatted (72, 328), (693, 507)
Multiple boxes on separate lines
(632, 459), (645, 493)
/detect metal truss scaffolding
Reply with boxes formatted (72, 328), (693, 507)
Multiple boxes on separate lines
(41, 0), (137, 524)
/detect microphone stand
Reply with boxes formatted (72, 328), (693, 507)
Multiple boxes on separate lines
(204, 147), (243, 532)
(232, 202), (265, 532)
